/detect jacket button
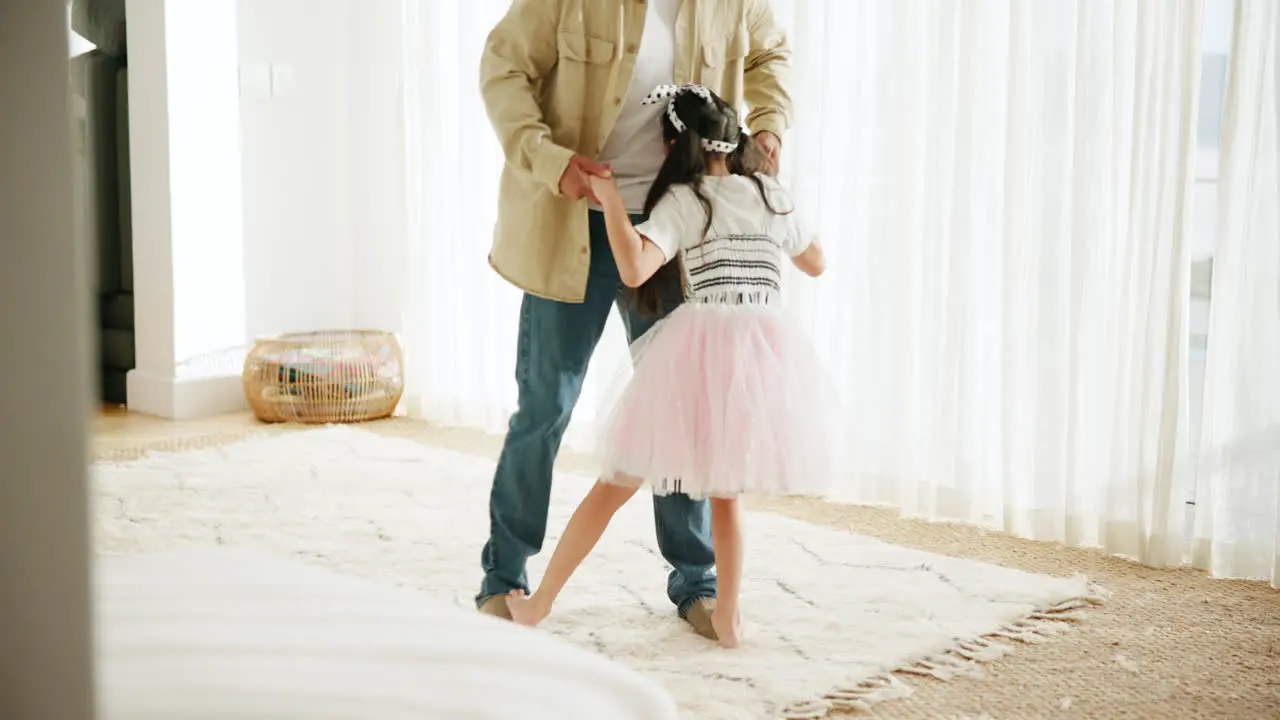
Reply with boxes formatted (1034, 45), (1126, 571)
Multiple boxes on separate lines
(613, 96), (622, 106)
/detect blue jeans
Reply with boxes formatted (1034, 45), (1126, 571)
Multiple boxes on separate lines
(477, 211), (717, 616)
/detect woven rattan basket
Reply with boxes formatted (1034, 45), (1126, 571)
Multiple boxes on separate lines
(242, 330), (404, 424)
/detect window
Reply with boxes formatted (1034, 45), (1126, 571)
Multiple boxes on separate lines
(1187, 0), (1235, 503)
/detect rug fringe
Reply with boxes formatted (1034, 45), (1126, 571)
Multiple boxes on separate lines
(778, 582), (1106, 719)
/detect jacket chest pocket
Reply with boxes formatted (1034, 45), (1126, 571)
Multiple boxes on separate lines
(551, 32), (616, 145)
(558, 32), (616, 65)
(700, 31), (748, 67)
(698, 33), (748, 101)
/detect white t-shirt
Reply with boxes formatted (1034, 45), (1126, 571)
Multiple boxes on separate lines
(635, 175), (813, 305)
(597, 0), (680, 213)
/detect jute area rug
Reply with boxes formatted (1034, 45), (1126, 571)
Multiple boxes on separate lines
(93, 426), (1101, 719)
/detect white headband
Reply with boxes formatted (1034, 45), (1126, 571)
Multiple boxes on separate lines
(641, 84), (740, 154)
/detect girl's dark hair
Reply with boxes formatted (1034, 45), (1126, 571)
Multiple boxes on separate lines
(633, 89), (790, 316)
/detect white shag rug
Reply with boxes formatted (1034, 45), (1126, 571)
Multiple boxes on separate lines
(93, 427), (1102, 719)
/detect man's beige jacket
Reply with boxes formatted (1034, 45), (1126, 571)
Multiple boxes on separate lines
(480, 0), (792, 302)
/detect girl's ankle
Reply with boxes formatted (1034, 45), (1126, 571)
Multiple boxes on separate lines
(531, 596), (553, 618)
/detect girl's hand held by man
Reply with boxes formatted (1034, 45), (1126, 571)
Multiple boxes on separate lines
(588, 171), (623, 209)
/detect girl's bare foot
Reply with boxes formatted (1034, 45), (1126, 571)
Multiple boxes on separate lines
(505, 590), (550, 627)
(710, 606), (743, 648)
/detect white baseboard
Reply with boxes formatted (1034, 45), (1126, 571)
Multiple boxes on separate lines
(126, 370), (247, 420)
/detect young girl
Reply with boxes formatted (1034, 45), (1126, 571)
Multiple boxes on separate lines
(506, 84), (833, 648)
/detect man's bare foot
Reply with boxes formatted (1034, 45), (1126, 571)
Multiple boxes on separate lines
(710, 606), (742, 649)
(505, 590), (549, 627)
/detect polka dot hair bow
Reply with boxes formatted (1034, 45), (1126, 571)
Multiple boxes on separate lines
(641, 84), (740, 154)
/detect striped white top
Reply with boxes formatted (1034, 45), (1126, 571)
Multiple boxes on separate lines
(636, 174), (812, 306)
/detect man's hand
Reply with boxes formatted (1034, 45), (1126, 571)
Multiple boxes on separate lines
(754, 131), (782, 175)
(559, 155), (612, 202)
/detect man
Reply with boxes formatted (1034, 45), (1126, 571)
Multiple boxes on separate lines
(476, 0), (792, 640)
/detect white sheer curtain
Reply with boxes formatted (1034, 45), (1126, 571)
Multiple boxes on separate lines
(767, 0), (1202, 564)
(399, 0), (511, 433)
(398, 0), (1205, 565)
(1191, 0), (1280, 587)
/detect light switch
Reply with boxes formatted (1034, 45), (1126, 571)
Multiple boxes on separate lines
(270, 64), (297, 97)
(239, 63), (271, 99)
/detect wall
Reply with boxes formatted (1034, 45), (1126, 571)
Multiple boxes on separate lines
(125, 0), (248, 418)
(237, 0), (352, 338)
(345, 0), (408, 331)
(0, 1), (96, 716)
(166, 2), (247, 364)
(237, 0), (405, 340)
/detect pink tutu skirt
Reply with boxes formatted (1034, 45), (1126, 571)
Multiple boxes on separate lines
(597, 303), (838, 499)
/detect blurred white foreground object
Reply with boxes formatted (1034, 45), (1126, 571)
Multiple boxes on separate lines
(96, 548), (678, 720)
